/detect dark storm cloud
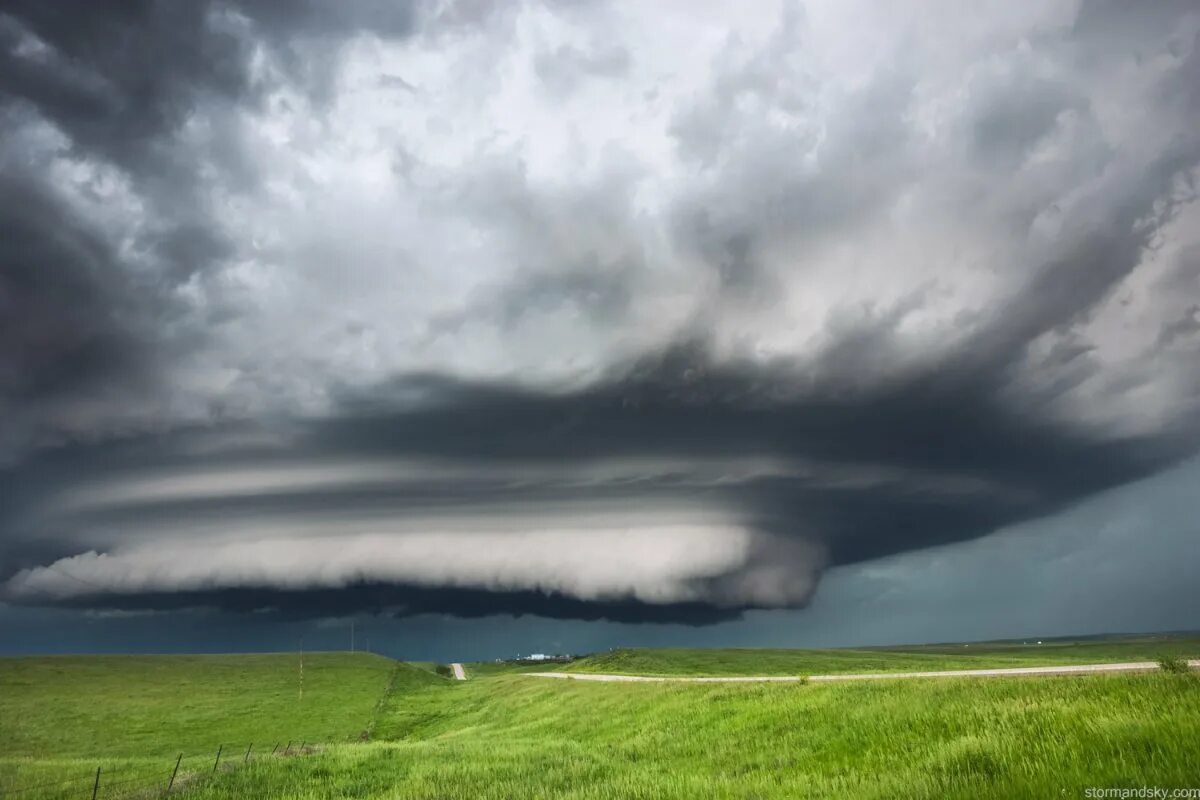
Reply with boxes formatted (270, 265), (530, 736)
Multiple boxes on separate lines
(0, 174), (145, 399)
(0, 166), (168, 458)
(239, 347), (1200, 565)
(0, 0), (417, 153)
(3, 331), (1197, 622)
(2, 0), (1200, 625)
(34, 583), (744, 626)
(0, 0), (424, 457)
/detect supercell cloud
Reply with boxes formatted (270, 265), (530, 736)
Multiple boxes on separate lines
(1, 0), (1199, 624)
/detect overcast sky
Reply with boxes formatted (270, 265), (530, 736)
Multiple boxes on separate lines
(1, 0), (1199, 658)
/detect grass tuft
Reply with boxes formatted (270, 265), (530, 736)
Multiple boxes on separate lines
(1157, 655), (1190, 673)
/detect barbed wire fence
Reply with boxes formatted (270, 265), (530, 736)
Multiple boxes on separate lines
(0, 739), (321, 799)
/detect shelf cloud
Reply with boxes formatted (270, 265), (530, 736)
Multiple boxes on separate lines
(2, 0), (1199, 624)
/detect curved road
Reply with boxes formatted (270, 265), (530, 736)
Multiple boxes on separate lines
(526, 660), (1200, 683)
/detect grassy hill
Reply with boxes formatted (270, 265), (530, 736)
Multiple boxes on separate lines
(0, 652), (409, 757)
(2, 642), (1199, 799)
(0, 652), (425, 797)
(183, 666), (1199, 799)
(558, 637), (1200, 676)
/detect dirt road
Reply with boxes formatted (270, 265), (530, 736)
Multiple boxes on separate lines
(450, 662), (467, 680)
(526, 660), (1200, 683)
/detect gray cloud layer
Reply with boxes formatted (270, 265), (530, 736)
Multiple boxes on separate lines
(2, 0), (1199, 623)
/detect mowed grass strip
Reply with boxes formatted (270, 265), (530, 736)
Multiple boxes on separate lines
(558, 638), (1200, 676)
(180, 670), (1200, 800)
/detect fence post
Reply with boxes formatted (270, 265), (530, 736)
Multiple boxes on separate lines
(244, 743), (253, 763)
(299, 741), (305, 754)
(166, 753), (182, 793)
(284, 740), (292, 755)
(271, 743), (279, 756)
(91, 766), (100, 800)
(213, 744), (223, 773)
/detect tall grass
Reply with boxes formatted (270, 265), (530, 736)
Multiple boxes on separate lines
(1158, 656), (1190, 673)
(184, 671), (1200, 799)
(3, 644), (1198, 799)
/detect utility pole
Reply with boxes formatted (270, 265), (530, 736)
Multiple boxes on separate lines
(351, 621), (355, 653)
(299, 636), (304, 702)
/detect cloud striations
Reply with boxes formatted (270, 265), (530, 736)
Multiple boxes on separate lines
(2, 0), (1199, 623)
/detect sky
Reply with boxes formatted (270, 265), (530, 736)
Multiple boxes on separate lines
(1, 0), (1199, 660)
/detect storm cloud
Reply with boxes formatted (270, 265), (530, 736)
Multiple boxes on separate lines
(2, 0), (1200, 625)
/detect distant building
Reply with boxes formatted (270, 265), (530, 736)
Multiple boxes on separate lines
(527, 653), (549, 661)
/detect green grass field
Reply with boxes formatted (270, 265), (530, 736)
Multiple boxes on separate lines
(173, 668), (1200, 800)
(556, 637), (1200, 676)
(0, 652), (419, 798)
(2, 640), (1198, 799)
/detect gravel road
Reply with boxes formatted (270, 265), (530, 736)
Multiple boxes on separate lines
(525, 660), (1200, 683)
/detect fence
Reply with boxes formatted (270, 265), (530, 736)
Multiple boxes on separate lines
(0, 740), (319, 800)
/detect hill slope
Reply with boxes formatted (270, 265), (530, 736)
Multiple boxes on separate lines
(0, 651), (422, 798)
(0, 652), (405, 758)
(185, 668), (1200, 799)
